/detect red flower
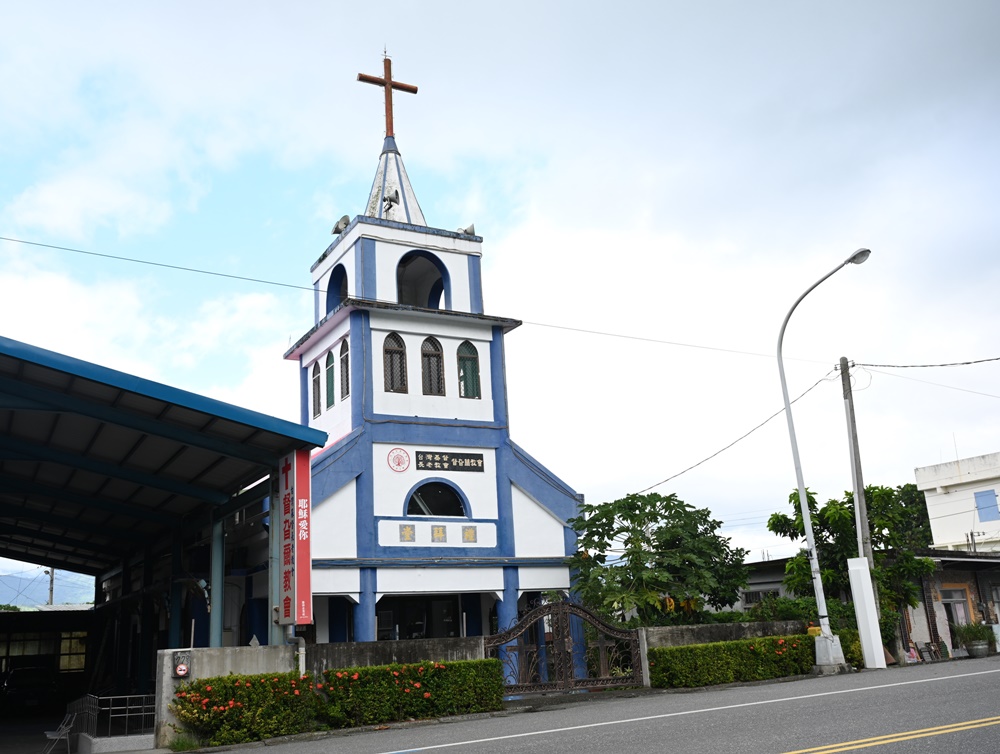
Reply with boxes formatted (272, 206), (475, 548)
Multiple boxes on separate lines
(423, 692), (431, 698)
(404, 688), (410, 693)
(245, 681), (252, 687)
(393, 671), (399, 676)
(778, 639), (785, 645)
(351, 673), (359, 680)
(205, 686), (213, 692)
(228, 700), (235, 708)
(336, 672), (343, 678)
(414, 682), (421, 688)
(294, 690), (300, 696)
(316, 683), (323, 689)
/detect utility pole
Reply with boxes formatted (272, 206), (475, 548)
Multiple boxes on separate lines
(45, 568), (54, 605)
(840, 357), (879, 613)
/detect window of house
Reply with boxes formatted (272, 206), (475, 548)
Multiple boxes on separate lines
(340, 340), (350, 399)
(457, 340), (480, 399)
(311, 363), (321, 418)
(384, 333), (407, 393)
(975, 489), (1000, 522)
(406, 482), (466, 516)
(325, 352), (335, 409)
(742, 589), (778, 607)
(421, 337), (445, 395)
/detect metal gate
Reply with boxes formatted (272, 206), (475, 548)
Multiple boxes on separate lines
(484, 601), (642, 693)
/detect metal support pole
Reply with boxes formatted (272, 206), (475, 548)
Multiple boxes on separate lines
(777, 249), (869, 667)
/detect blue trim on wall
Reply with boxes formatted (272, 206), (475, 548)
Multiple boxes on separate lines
(494, 442), (517, 558)
(498, 566), (519, 632)
(355, 311), (370, 426)
(398, 476), (472, 517)
(368, 421), (504, 448)
(314, 278), (321, 324)
(358, 238), (377, 300)
(299, 360), (310, 426)
(373, 544), (504, 559)
(326, 265), (348, 316)
(312, 557), (567, 568)
(468, 256), (483, 314)
(355, 425), (376, 559)
(356, 568), (377, 642)
(490, 327), (509, 425)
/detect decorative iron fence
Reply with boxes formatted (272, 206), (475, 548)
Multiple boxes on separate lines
(484, 600), (641, 694)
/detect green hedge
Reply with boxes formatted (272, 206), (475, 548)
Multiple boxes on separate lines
(648, 635), (814, 688)
(170, 672), (321, 746)
(321, 659), (504, 727)
(170, 659), (503, 747)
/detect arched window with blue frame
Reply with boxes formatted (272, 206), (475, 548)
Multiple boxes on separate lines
(396, 251), (451, 310)
(326, 264), (348, 315)
(384, 333), (407, 393)
(421, 337), (445, 396)
(311, 363), (321, 418)
(340, 340), (350, 399)
(406, 481), (467, 517)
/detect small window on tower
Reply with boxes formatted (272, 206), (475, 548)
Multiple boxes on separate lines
(325, 352), (335, 409)
(457, 341), (480, 399)
(311, 363), (321, 418)
(384, 333), (407, 393)
(340, 340), (350, 400)
(421, 337), (445, 396)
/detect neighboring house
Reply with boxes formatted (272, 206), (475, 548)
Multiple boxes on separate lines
(898, 549), (1000, 656)
(915, 452), (1000, 552)
(280, 64), (582, 644)
(739, 557), (795, 611)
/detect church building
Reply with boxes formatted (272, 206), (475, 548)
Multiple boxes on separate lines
(283, 59), (582, 644)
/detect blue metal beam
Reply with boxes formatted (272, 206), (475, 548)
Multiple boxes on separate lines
(1, 476), (180, 524)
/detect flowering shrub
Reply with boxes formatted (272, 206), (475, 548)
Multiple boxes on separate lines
(170, 672), (321, 746)
(648, 634), (814, 688)
(169, 660), (503, 746)
(320, 659), (503, 727)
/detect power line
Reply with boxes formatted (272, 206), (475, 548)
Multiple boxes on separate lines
(862, 367), (1000, 400)
(857, 357), (1000, 369)
(636, 369), (837, 494)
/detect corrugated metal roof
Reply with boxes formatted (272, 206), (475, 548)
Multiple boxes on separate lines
(0, 334), (325, 576)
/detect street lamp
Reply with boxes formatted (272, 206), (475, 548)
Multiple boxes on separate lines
(776, 248), (870, 669)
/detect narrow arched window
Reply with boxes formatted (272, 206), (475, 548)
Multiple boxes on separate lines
(384, 333), (407, 393)
(421, 337), (445, 396)
(311, 363), (321, 418)
(340, 340), (350, 400)
(457, 341), (480, 399)
(407, 482), (466, 516)
(325, 352), (335, 408)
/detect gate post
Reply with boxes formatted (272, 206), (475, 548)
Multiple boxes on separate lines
(638, 628), (651, 687)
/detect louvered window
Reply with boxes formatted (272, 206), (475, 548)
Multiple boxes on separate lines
(325, 351), (335, 408)
(340, 340), (350, 399)
(421, 337), (445, 396)
(383, 333), (407, 393)
(457, 341), (480, 399)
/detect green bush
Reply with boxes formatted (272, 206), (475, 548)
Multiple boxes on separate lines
(170, 672), (321, 746)
(320, 659), (503, 727)
(648, 635), (813, 688)
(835, 628), (863, 668)
(170, 659), (504, 747)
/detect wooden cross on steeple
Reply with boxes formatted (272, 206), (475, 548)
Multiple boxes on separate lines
(357, 56), (418, 138)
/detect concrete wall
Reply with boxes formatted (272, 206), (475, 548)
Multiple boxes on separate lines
(305, 636), (483, 679)
(643, 620), (807, 649)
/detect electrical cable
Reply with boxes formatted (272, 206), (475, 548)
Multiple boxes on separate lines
(857, 357), (1000, 369)
(864, 368), (1000, 400)
(635, 368), (837, 494)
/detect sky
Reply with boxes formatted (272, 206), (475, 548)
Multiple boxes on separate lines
(2, 1), (1000, 604)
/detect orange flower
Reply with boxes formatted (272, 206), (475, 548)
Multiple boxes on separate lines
(316, 683), (323, 689)
(423, 692), (431, 698)
(351, 673), (359, 680)
(414, 682), (421, 688)
(205, 686), (213, 692)
(336, 672), (343, 678)
(393, 671), (399, 676)
(294, 690), (300, 695)
(404, 688), (410, 693)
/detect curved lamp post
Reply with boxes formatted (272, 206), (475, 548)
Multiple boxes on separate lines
(777, 248), (870, 668)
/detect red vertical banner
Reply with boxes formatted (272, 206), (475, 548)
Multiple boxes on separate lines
(277, 449), (313, 626)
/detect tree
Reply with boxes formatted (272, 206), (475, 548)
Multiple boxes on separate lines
(767, 483), (935, 634)
(567, 492), (748, 625)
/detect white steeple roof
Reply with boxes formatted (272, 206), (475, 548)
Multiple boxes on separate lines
(364, 136), (426, 226)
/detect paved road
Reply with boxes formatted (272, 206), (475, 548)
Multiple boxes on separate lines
(4, 658), (1000, 753)
(261, 657), (1000, 754)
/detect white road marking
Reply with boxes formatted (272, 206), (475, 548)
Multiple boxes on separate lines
(376, 667), (1000, 753)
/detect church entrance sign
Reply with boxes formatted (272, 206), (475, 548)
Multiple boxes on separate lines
(484, 601), (642, 694)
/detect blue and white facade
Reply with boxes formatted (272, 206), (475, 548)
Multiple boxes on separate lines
(285, 134), (582, 643)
